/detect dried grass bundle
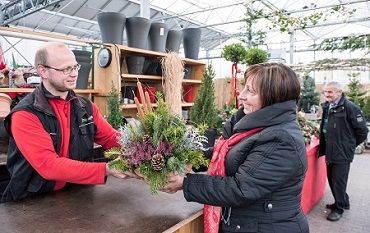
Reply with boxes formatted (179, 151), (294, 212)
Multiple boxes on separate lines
(161, 52), (184, 116)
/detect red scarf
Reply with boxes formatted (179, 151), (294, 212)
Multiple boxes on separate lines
(204, 127), (264, 233)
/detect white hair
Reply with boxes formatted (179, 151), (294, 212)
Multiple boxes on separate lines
(325, 81), (343, 91)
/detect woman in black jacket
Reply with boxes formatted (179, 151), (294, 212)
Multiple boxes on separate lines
(161, 63), (309, 233)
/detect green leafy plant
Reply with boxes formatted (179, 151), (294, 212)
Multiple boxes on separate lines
(244, 47), (270, 66)
(106, 82), (124, 129)
(312, 35), (370, 52)
(189, 63), (220, 129)
(220, 43), (248, 64)
(297, 111), (320, 145)
(104, 93), (209, 194)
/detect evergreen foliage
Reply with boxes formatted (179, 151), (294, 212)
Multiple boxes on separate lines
(104, 93), (209, 195)
(344, 73), (367, 108)
(220, 43), (248, 64)
(362, 96), (370, 120)
(244, 47), (270, 66)
(299, 75), (319, 112)
(189, 63), (220, 129)
(106, 83), (123, 128)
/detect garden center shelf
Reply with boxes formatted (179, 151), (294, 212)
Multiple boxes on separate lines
(93, 44), (206, 118)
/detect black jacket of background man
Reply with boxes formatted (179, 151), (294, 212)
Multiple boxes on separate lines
(319, 93), (368, 164)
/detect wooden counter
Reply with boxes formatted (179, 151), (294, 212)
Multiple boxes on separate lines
(0, 177), (204, 233)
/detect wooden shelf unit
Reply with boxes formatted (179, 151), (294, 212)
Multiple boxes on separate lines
(93, 44), (206, 118)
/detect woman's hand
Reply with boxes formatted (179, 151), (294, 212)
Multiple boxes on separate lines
(159, 175), (184, 194)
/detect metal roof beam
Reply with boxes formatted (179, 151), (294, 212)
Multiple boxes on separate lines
(0, 0), (65, 26)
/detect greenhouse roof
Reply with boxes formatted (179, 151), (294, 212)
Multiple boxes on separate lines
(0, 0), (369, 58)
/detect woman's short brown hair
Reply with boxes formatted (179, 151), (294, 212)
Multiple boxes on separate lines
(244, 63), (301, 108)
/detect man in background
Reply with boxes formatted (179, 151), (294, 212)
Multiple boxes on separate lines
(319, 81), (368, 221)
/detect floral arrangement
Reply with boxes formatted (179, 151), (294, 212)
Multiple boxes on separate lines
(297, 111), (320, 144)
(104, 91), (210, 194)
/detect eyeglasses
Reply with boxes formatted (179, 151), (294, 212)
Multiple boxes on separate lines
(41, 64), (81, 75)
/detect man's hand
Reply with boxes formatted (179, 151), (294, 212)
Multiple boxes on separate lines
(106, 164), (142, 180)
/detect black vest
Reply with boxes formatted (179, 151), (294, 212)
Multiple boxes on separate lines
(1, 85), (96, 202)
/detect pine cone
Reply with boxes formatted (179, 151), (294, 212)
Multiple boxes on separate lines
(142, 135), (153, 145)
(151, 153), (165, 171)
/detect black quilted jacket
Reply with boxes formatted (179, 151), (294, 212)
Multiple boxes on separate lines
(183, 100), (309, 233)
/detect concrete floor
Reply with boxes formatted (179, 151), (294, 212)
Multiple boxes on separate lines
(306, 152), (370, 233)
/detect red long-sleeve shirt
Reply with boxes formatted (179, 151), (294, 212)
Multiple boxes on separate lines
(10, 97), (120, 191)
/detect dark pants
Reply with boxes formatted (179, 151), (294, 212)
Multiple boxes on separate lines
(327, 163), (351, 214)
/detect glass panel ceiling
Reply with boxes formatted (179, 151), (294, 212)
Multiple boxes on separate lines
(150, 0), (370, 53)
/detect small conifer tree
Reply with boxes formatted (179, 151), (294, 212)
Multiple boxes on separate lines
(299, 75), (319, 112)
(107, 82), (123, 129)
(189, 63), (219, 129)
(345, 73), (367, 108)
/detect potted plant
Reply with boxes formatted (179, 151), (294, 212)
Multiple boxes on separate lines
(106, 83), (125, 129)
(189, 63), (221, 148)
(299, 75), (319, 113)
(220, 43), (248, 64)
(243, 47), (270, 66)
(220, 43), (248, 109)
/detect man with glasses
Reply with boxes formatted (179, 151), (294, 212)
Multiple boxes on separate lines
(319, 81), (368, 221)
(1, 42), (137, 203)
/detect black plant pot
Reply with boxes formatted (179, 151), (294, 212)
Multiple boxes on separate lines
(97, 12), (126, 44)
(302, 102), (311, 113)
(122, 86), (136, 101)
(148, 22), (169, 52)
(204, 128), (218, 148)
(76, 62), (92, 89)
(184, 65), (192, 79)
(182, 28), (201, 60)
(72, 50), (92, 63)
(126, 56), (146, 74)
(166, 29), (183, 53)
(125, 17), (151, 74)
(125, 17), (151, 49)
(72, 51), (92, 89)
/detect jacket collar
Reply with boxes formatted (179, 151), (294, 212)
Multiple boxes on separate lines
(33, 83), (83, 115)
(223, 100), (297, 137)
(321, 93), (346, 109)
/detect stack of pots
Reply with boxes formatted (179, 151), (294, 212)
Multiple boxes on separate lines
(182, 27), (202, 79)
(125, 16), (151, 74)
(72, 50), (92, 89)
(96, 12), (203, 76)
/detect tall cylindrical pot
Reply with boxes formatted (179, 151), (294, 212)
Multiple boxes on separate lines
(125, 17), (151, 74)
(125, 17), (151, 49)
(97, 12), (126, 44)
(72, 50), (92, 89)
(148, 22), (169, 52)
(76, 62), (92, 89)
(166, 29), (183, 53)
(182, 28), (201, 60)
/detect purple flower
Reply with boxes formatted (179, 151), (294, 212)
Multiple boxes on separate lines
(155, 141), (173, 157)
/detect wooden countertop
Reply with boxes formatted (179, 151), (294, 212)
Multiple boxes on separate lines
(0, 177), (203, 233)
